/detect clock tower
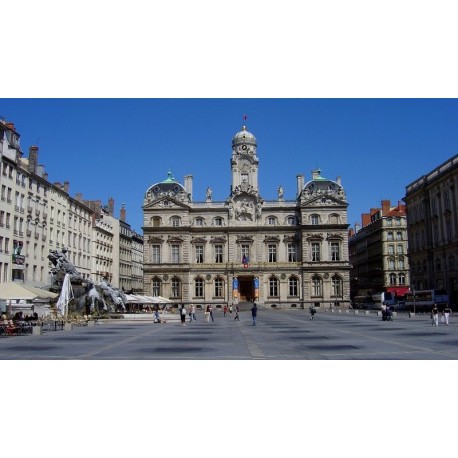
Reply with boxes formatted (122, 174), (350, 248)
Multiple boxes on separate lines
(227, 125), (264, 224)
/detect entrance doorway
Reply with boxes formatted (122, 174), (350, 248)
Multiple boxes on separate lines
(239, 276), (254, 302)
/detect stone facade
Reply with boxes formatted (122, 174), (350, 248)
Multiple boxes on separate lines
(349, 200), (410, 299)
(143, 125), (351, 309)
(404, 154), (458, 305)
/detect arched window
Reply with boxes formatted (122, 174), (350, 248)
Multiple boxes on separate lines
(194, 217), (204, 227)
(286, 216), (296, 226)
(310, 214), (320, 225)
(269, 276), (279, 297)
(151, 277), (161, 297)
(171, 276), (181, 299)
(331, 275), (342, 296)
(214, 277), (224, 298)
(390, 273), (397, 285)
(151, 216), (161, 227)
(288, 276), (299, 297)
(213, 217), (223, 227)
(312, 276), (322, 296)
(329, 214), (339, 224)
(170, 216), (181, 227)
(194, 277), (204, 298)
(398, 273), (406, 285)
(267, 216), (277, 226)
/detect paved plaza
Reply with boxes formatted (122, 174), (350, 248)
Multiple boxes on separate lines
(1, 309), (458, 359)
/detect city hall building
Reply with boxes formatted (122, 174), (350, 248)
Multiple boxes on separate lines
(142, 125), (351, 309)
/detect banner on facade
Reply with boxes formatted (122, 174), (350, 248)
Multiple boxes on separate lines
(232, 277), (238, 299)
(253, 277), (259, 300)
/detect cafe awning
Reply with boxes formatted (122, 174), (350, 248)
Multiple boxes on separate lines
(0, 282), (37, 300)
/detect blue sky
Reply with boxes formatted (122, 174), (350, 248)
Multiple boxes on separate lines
(1, 98), (458, 232)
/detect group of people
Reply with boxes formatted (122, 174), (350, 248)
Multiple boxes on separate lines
(178, 303), (258, 326)
(431, 303), (452, 326)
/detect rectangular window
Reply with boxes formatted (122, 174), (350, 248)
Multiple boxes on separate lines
(311, 242), (320, 262)
(269, 278), (279, 297)
(215, 245), (223, 263)
(268, 244), (277, 262)
(241, 244), (250, 262)
(152, 245), (161, 264)
(388, 245), (395, 255)
(171, 244), (180, 263)
(330, 242), (340, 261)
(287, 243), (297, 262)
(214, 278), (223, 297)
(195, 245), (204, 264)
(195, 279), (204, 297)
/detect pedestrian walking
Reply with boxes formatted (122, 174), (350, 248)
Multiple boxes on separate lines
(209, 305), (215, 322)
(432, 303), (439, 327)
(223, 305), (228, 317)
(180, 304), (187, 326)
(234, 305), (240, 321)
(251, 302), (257, 326)
(309, 304), (316, 320)
(444, 304), (451, 325)
(188, 303), (196, 322)
(205, 305), (210, 322)
(229, 305), (233, 318)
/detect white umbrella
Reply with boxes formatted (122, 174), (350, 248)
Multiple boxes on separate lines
(56, 273), (74, 317)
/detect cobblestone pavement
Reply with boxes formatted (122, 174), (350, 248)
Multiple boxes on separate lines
(0, 309), (457, 359)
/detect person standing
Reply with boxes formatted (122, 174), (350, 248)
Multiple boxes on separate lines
(205, 305), (210, 322)
(444, 304), (451, 325)
(229, 304), (233, 318)
(309, 304), (316, 320)
(223, 305), (228, 317)
(180, 304), (187, 326)
(190, 304), (197, 321)
(251, 303), (258, 326)
(209, 305), (215, 322)
(432, 303), (439, 327)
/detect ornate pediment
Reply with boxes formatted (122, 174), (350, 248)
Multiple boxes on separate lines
(210, 236), (227, 244)
(167, 235), (185, 244)
(264, 235), (281, 243)
(326, 233), (344, 240)
(147, 235), (164, 244)
(305, 232), (324, 241)
(300, 193), (347, 208)
(143, 195), (191, 211)
(190, 237), (207, 244)
(235, 235), (254, 243)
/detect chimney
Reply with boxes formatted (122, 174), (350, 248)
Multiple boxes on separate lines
(361, 213), (371, 227)
(120, 203), (126, 222)
(381, 200), (391, 216)
(43, 172), (48, 182)
(336, 176), (342, 185)
(64, 181), (70, 193)
(355, 223), (361, 233)
(6, 122), (15, 131)
(184, 175), (193, 201)
(28, 145), (39, 174)
(108, 197), (114, 216)
(296, 174), (304, 197)
(75, 192), (83, 202)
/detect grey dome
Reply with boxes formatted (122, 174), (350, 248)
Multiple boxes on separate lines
(232, 125), (257, 147)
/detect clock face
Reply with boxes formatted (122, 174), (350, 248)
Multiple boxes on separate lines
(239, 159), (251, 172)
